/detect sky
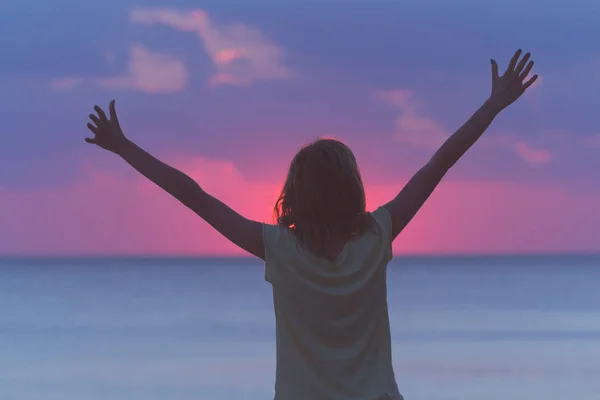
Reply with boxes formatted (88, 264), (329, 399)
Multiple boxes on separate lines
(1, 0), (600, 256)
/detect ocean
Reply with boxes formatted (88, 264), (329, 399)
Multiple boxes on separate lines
(0, 256), (599, 400)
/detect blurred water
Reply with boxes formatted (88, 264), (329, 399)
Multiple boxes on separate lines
(0, 255), (599, 400)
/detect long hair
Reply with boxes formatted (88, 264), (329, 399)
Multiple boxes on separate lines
(274, 138), (372, 256)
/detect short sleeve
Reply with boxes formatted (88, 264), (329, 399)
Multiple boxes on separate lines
(370, 206), (393, 261)
(262, 223), (294, 283)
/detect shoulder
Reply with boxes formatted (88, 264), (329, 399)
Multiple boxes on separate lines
(262, 223), (294, 249)
(368, 207), (393, 261)
(370, 206), (392, 237)
(262, 223), (296, 282)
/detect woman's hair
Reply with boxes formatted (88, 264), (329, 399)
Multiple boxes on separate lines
(274, 138), (372, 255)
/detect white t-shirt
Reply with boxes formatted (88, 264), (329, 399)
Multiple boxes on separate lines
(262, 206), (403, 400)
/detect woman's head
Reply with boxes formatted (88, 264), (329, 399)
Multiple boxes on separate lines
(274, 138), (371, 253)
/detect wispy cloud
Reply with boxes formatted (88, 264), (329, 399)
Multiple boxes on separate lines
(50, 9), (287, 92)
(376, 89), (553, 165)
(130, 8), (293, 87)
(514, 141), (553, 165)
(375, 89), (414, 110)
(50, 77), (83, 92)
(50, 45), (187, 94)
(375, 89), (448, 149)
(96, 45), (188, 93)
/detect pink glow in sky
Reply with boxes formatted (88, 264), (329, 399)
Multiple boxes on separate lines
(1, 155), (599, 256)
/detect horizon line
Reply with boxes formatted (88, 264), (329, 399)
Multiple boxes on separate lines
(1, 252), (600, 260)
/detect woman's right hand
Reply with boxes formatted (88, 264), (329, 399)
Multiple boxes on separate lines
(85, 100), (129, 155)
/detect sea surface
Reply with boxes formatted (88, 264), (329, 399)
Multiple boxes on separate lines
(0, 256), (599, 400)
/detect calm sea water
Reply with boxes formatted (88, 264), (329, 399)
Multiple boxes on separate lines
(0, 256), (599, 400)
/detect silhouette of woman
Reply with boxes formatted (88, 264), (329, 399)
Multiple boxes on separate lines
(85, 49), (537, 400)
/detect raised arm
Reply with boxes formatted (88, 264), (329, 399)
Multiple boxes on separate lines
(85, 100), (264, 259)
(383, 49), (538, 239)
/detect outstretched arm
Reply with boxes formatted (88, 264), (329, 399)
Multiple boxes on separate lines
(383, 49), (538, 240)
(85, 101), (265, 259)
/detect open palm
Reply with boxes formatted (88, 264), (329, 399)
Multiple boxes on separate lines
(86, 100), (128, 154)
(489, 49), (538, 111)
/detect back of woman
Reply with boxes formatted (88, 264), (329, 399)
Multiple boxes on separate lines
(263, 206), (401, 400)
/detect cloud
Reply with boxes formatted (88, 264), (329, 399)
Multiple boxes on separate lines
(392, 113), (449, 149)
(514, 141), (553, 165)
(485, 134), (553, 165)
(50, 77), (83, 92)
(50, 45), (187, 94)
(375, 89), (448, 149)
(96, 45), (188, 93)
(375, 89), (414, 110)
(376, 89), (553, 165)
(49, 8), (290, 93)
(1, 155), (599, 256)
(130, 8), (293, 86)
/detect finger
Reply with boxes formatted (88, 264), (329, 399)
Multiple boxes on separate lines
(519, 60), (534, 81)
(490, 59), (499, 82)
(94, 105), (109, 125)
(109, 99), (118, 122)
(515, 52), (531, 75)
(89, 114), (104, 129)
(523, 74), (539, 90)
(87, 122), (99, 134)
(85, 137), (97, 144)
(507, 49), (522, 72)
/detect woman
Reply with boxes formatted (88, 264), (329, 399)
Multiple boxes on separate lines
(85, 49), (537, 399)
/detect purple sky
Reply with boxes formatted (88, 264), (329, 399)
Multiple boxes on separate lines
(1, 0), (599, 255)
